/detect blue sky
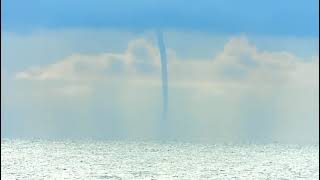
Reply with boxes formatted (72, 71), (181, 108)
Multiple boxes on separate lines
(1, 0), (319, 143)
(2, 0), (319, 36)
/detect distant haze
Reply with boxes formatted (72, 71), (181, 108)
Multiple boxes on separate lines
(1, 0), (319, 144)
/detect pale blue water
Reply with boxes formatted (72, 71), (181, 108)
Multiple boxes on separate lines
(1, 139), (319, 179)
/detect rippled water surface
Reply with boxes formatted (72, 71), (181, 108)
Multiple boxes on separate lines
(1, 139), (319, 179)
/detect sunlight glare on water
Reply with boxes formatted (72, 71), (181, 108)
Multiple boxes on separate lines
(1, 139), (319, 179)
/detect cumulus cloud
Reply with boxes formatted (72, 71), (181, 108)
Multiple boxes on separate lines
(15, 35), (319, 96)
(16, 36), (319, 108)
(16, 39), (161, 81)
(217, 37), (317, 85)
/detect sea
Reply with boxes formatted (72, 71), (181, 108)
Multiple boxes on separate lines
(1, 139), (319, 179)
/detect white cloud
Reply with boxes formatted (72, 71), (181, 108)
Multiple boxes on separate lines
(15, 38), (161, 81)
(169, 36), (319, 91)
(15, 36), (319, 94)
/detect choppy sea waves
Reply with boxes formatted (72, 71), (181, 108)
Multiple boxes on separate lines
(1, 139), (319, 179)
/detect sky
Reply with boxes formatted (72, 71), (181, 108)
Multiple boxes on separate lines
(1, 0), (319, 143)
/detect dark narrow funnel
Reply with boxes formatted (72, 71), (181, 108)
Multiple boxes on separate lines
(156, 30), (168, 123)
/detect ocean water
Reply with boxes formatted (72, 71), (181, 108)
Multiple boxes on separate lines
(1, 139), (319, 180)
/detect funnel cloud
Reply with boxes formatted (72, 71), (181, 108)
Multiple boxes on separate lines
(156, 30), (169, 136)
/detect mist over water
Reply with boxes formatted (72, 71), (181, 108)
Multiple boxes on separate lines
(1, 34), (319, 144)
